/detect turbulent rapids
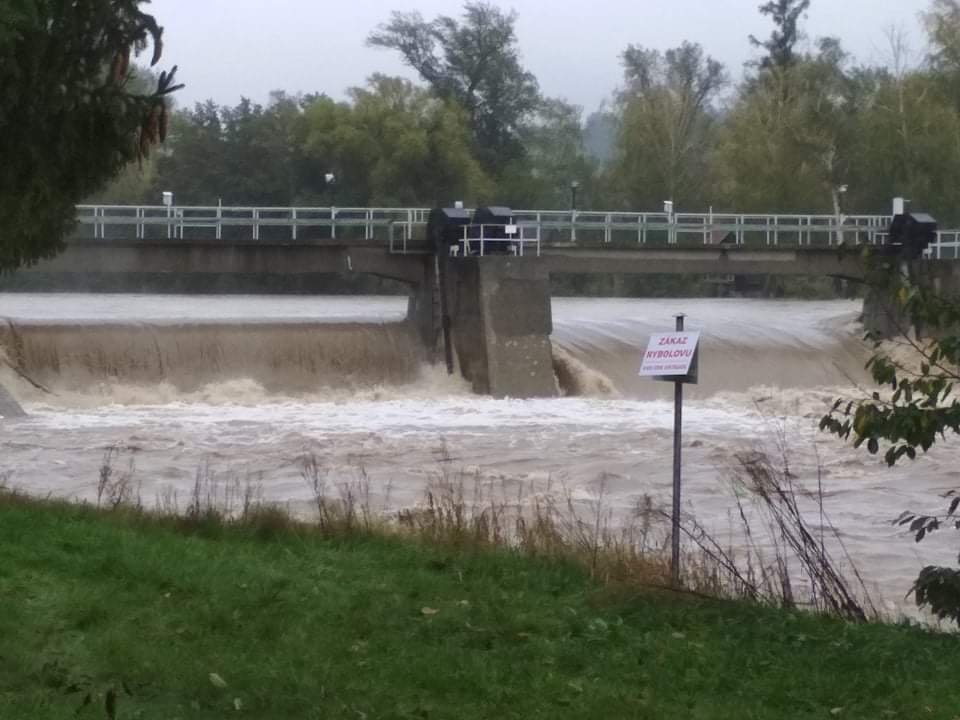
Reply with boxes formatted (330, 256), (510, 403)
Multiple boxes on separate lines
(1, 293), (959, 614)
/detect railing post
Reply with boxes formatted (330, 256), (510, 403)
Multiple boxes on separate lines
(216, 202), (222, 241)
(292, 207), (297, 241)
(571, 211), (577, 243)
(605, 213), (612, 244)
(331, 207), (337, 240)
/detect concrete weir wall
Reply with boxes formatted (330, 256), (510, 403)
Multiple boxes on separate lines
(862, 260), (960, 339)
(447, 257), (557, 398)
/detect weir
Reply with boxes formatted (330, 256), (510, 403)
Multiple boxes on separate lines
(0, 239), (915, 400)
(5, 203), (958, 400)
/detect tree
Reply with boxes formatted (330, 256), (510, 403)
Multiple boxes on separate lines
(715, 38), (859, 213)
(0, 0), (180, 271)
(610, 42), (726, 209)
(924, 0), (960, 78)
(820, 264), (960, 622)
(583, 109), (617, 166)
(499, 98), (595, 209)
(749, 0), (812, 71)
(149, 93), (327, 206)
(301, 75), (491, 207)
(367, 2), (541, 174)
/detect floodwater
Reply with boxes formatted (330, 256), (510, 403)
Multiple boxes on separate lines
(2, 293), (958, 617)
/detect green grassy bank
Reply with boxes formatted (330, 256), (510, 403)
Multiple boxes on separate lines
(0, 495), (957, 719)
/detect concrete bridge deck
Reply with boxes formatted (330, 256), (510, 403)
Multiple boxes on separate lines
(25, 240), (868, 282)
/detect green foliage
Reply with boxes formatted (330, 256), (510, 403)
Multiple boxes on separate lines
(821, 271), (960, 467)
(749, 0), (812, 70)
(715, 38), (858, 213)
(912, 566), (960, 623)
(820, 260), (960, 620)
(4, 496), (960, 718)
(499, 98), (595, 209)
(152, 93), (319, 206)
(925, 0), (960, 78)
(610, 42), (726, 209)
(368, 2), (540, 174)
(138, 77), (492, 208)
(0, 0), (179, 271)
(303, 76), (492, 207)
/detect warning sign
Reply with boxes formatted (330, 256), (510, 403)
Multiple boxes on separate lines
(639, 331), (700, 378)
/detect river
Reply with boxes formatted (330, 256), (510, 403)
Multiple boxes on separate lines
(1, 293), (957, 616)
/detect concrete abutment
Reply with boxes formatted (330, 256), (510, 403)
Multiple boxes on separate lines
(409, 256), (558, 398)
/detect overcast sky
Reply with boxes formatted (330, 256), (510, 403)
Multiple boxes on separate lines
(148, 0), (933, 113)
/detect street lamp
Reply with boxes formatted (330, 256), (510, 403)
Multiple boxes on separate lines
(324, 172), (337, 204)
(162, 191), (174, 239)
(664, 200), (675, 244)
(324, 172), (338, 239)
(833, 184), (848, 245)
(569, 180), (581, 242)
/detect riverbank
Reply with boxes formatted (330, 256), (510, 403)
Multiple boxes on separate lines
(1, 490), (958, 719)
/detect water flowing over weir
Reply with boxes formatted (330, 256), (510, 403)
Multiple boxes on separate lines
(549, 298), (871, 400)
(0, 321), (425, 398)
(2, 293), (960, 616)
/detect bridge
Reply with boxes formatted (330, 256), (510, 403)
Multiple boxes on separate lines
(15, 204), (960, 399)
(73, 203), (960, 254)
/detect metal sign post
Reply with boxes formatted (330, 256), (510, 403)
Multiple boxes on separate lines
(670, 315), (685, 585)
(639, 315), (701, 586)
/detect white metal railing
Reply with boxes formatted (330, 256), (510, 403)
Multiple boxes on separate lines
(77, 204), (433, 243)
(456, 223), (541, 257)
(75, 204), (959, 260)
(387, 221), (541, 256)
(926, 231), (960, 259)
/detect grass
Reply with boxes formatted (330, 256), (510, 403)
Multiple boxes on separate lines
(1, 490), (959, 719)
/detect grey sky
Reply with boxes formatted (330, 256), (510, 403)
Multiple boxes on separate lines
(149, 0), (932, 113)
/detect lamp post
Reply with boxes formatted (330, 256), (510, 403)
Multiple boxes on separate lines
(833, 184), (848, 246)
(325, 172), (337, 239)
(664, 199), (675, 244)
(570, 180), (580, 242)
(162, 191), (173, 240)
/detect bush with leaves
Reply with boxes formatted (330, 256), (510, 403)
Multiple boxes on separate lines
(820, 255), (960, 621)
(0, 0), (181, 272)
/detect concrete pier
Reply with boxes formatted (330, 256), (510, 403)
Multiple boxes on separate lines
(446, 257), (557, 398)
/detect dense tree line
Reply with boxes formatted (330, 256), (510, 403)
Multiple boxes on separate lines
(92, 0), (960, 225)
